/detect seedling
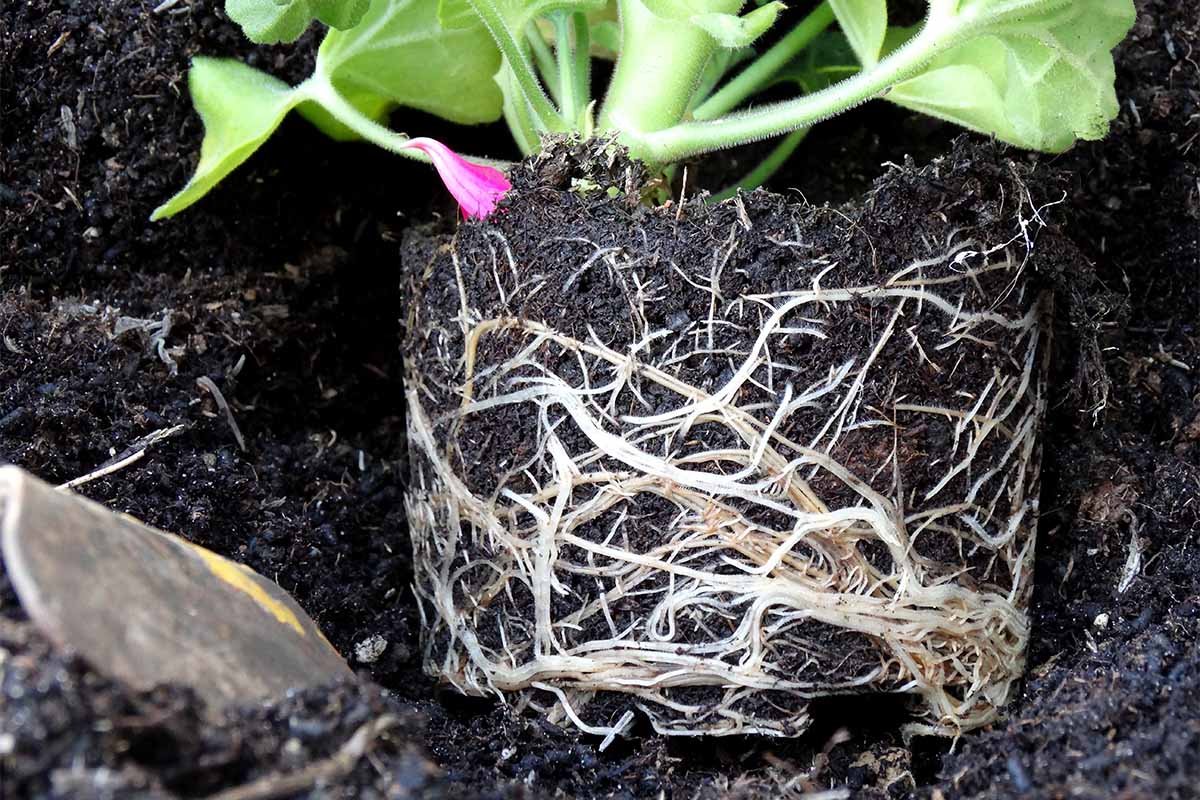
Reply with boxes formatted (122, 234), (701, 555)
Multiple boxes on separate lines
(154, 0), (1134, 219)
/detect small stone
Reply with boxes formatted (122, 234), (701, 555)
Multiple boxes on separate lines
(1093, 612), (1110, 629)
(355, 634), (388, 664)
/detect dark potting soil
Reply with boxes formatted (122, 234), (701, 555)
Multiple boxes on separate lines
(0, 1), (1197, 798)
(402, 134), (1061, 737)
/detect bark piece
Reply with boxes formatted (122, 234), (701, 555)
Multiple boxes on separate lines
(0, 466), (352, 713)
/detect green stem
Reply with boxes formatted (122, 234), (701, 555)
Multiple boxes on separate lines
(301, 78), (511, 169)
(628, 21), (948, 163)
(709, 127), (809, 202)
(571, 12), (591, 120)
(598, 0), (719, 136)
(553, 13), (580, 123)
(692, 1), (835, 121)
(687, 49), (742, 116)
(464, 0), (566, 132)
(499, 67), (541, 156)
(527, 23), (561, 104)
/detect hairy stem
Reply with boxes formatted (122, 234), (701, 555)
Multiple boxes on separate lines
(553, 13), (581, 123)
(626, 19), (947, 162)
(499, 67), (541, 156)
(527, 23), (561, 104)
(571, 12), (591, 122)
(692, 1), (836, 121)
(598, 0), (718, 136)
(299, 77), (511, 168)
(464, 0), (567, 133)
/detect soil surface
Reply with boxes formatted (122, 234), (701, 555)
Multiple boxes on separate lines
(1, 1), (1197, 799)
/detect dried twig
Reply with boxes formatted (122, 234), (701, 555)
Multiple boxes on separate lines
(57, 425), (187, 491)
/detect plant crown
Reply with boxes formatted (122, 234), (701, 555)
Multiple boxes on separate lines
(153, 0), (1135, 219)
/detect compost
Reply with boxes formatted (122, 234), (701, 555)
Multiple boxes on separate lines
(1, 1), (1197, 798)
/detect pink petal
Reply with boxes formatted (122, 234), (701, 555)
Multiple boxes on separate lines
(399, 137), (511, 220)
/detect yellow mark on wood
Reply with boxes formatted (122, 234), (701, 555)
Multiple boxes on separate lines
(182, 540), (306, 637)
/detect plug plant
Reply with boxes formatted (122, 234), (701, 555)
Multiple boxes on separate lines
(155, 0), (1134, 219)
(156, 0), (1135, 743)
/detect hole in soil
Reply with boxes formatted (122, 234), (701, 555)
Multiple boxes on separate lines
(435, 689), (498, 721)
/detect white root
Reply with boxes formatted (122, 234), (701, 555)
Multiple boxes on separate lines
(405, 225), (1051, 740)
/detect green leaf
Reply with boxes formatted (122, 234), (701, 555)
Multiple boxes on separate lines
(590, 19), (621, 55)
(516, 0), (608, 25)
(317, 0), (505, 125)
(890, 0), (1135, 151)
(690, 1), (785, 48)
(158, 0), (516, 218)
(828, 0), (887, 67)
(310, 0), (372, 29)
(225, 0), (370, 44)
(631, 0), (1134, 163)
(151, 58), (302, 220)
(773, 31), (860, 94)
(437, 0), (480, 28)
(440, 0), (606, 30)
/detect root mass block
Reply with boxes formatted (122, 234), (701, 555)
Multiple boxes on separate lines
(403, 144), (1059, 738)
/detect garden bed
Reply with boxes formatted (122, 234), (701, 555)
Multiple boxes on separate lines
(1, 1), (1197, 798)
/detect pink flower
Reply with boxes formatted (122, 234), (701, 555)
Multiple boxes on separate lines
(399, 137), (510, 220)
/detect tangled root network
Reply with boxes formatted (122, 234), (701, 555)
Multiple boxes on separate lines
(405, 204), (1051, 744)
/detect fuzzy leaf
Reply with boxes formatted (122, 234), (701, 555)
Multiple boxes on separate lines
(690, 1), (785, 48)
(309, 0), (372, 29)
(584, 2), (621, 57)
(439, 0), (606, 30)
(828, 0), (887, 66)
(157, 0), (512, 217)
(225, 0), (370, 44)
(437, 0), (480, 28)
(890, 0), (1135, 151)
(773, 31), (860, 93)
(590, 19), (621, 55)
(151, 58), (302, 220)
(317, 0), (504, 125)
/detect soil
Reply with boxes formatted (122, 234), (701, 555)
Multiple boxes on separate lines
(402, 135), (1057, 738)
(1, 1), (1197, 799)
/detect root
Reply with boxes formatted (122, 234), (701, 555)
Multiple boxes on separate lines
(406, 225), (1050, 739)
